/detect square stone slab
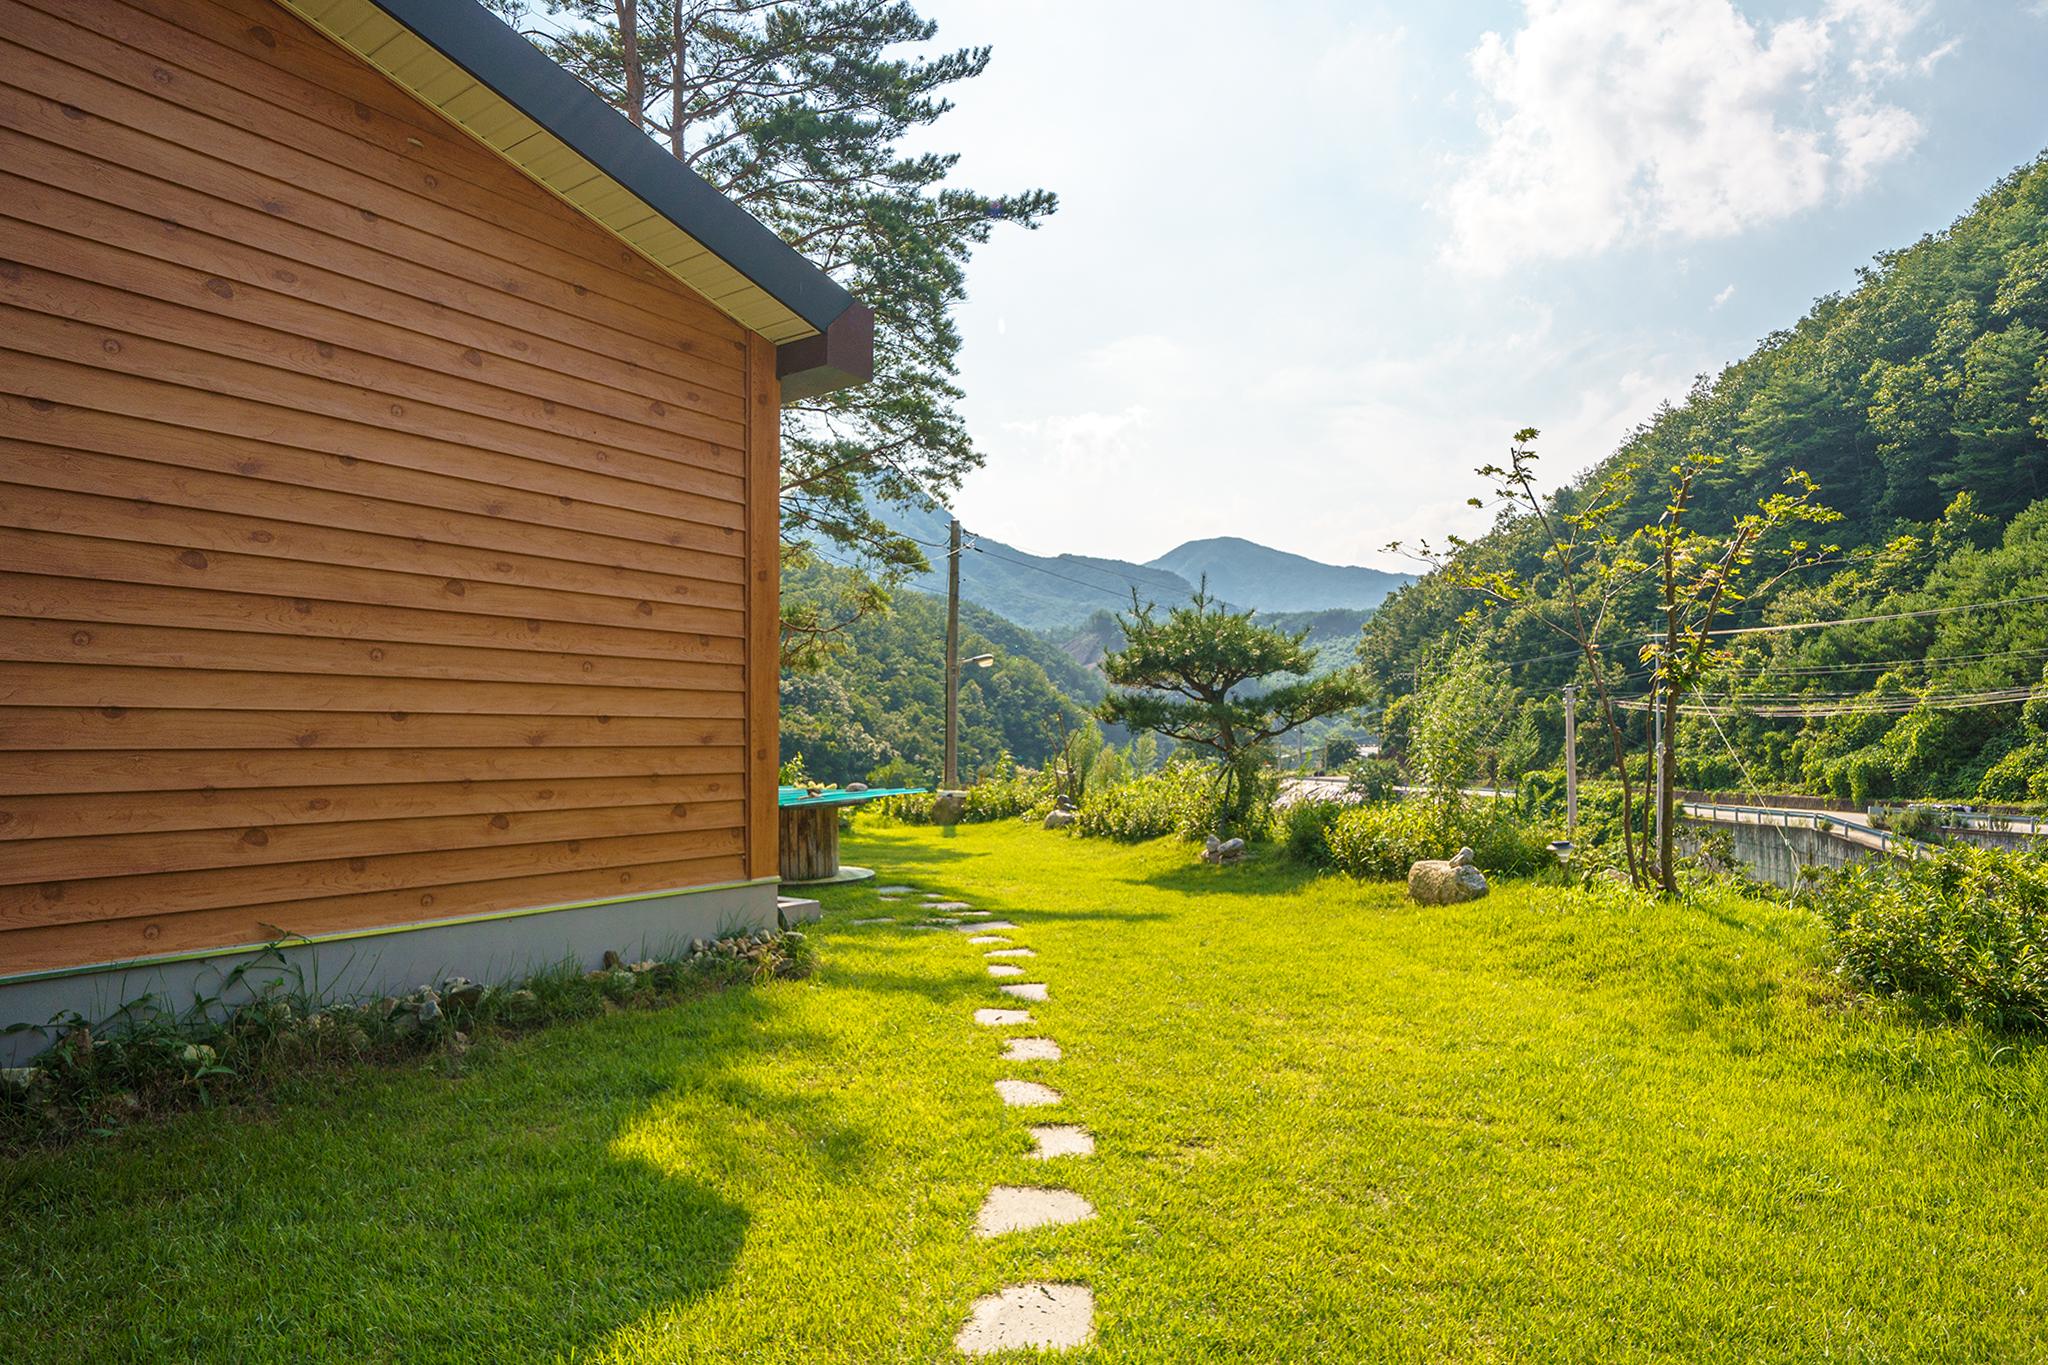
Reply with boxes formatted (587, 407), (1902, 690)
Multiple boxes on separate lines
(999, 982), (1049, 1002)
(876, 885), (917, 894)
(974, 1185), (1095, 1237)
(985, 947), (1035, 958)
(987, 963), (1025, 978)
(954, 1283), (1094, 1355)
(994, 1079), (1061, 1106)
(1002, 1037), (1062, 1062)
(974, 1008), (1033, 1027)
(923, 917), (960, 926)
(929, 900), (974, 911)
(967, 935), (1010, 946)
(955, 920), (1018, 933)
(922, 893), (949, 901)
(849, 917), (893, 925)
(1027, 1124), (1094, 1159)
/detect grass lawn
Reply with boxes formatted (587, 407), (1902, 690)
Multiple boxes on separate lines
(5, 821), (2047, 1362)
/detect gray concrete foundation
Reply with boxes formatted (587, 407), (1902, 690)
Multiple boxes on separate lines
(0, 878), (779, 1065)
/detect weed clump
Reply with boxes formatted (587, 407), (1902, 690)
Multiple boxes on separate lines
(0, 929), (816, 1149)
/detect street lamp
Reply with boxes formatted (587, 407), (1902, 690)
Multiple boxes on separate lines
(943, 651), (997, 788)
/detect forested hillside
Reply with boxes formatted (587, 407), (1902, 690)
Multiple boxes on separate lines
(779, 559), (1101, 786)
(1361, 151), (2048, 804)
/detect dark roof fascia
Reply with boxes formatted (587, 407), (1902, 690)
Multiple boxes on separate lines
(366, 0), (857, 338)
(777, 304), (875, 403)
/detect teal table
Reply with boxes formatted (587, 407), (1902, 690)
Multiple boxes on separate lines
(777, 785), (924, 884)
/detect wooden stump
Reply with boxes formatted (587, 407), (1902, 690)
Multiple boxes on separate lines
(779, 804), (840, 882)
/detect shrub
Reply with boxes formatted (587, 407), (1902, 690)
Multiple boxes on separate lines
(1343, 757), (1400, 803)
(1804, 846), (2048, 1032)
(869, 758), (1050, 826)
(1073, 762), (1221, 842)
(1279, 797), (1346, 866)
(1324, 800), (1555, 882)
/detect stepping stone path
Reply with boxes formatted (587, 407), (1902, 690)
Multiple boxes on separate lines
(876, 886), (917, 894)
(993, 1079), (1061, 1107)
(955, 1284), (1094, 1355)
(909, 889), (1098, 1352)
(1027, 1124), (1095, 1159)
(1002, 1037), (1061, 1061)
(975, 1186), (1094, 1236)
(850, 917), (893, 925)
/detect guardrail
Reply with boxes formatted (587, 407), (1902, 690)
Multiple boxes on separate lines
(1677, 800), (1924, 857)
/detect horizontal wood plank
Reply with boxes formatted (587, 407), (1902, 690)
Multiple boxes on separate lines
(0, 463), (748, 613)
(0, 708), (744, 752)
(0, 851), (752, 975)
(0, 771), (740, 842)
(0, 797), (746, 885)
(0, 746), (746, 797)
(0, 617), (745, 693)
(0, 575), (747, 667)
(0, 825), (748, 927)
(0, 397), (748, 587)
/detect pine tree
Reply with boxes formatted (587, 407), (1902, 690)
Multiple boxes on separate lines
(490, 1), (1055, 590)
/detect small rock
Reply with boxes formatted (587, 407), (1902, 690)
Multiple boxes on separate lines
(178, 1043), (217, 1068)
(439, 977), (485, 1009)
(1, 1066), (43, 1092)
(1201, 836), (1247, 865)
(601, 949), (626, 971)
(1043, 809), (1077, 830)
(847, 781), (868, 792)
(415, 997), (443, 1025)
(505, 988), (540, 1011)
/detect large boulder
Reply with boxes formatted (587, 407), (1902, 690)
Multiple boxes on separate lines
(931, 790), (968, 826)
(1043, 809), (1077, 830)
(1407, 846), (1489, 904)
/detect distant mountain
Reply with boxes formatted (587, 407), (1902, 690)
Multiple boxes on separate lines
(1146, 537), (1411, 613)
(885, 500), (1195, 630)
(873, 503), (1414, 630)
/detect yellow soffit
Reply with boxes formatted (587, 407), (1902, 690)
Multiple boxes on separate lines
(276, 0), (818, 345)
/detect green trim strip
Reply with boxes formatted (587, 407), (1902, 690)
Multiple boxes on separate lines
(0, 876), (781, 988)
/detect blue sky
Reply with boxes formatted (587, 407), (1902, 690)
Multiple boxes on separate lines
(908, 0), (2048, 568)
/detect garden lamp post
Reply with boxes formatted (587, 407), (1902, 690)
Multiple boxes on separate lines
(943, 650), (995, 788)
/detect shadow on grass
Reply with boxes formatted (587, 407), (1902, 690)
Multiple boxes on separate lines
(0, 982), (878, 1362)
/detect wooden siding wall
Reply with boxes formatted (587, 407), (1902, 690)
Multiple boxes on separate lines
(0, 0), (781, 974)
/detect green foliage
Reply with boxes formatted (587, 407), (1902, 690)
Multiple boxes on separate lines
(1362, 151), (2048, 807)
(1410, 643), (1517, 803)
(1279, 797), (1347, 867)
(1071, 762), (1223, 842)
(498, 0), (1055, 581)
(1344, 757), (1401, 802)
(1805, 846), (2048, 1032)
(779, 557), (1098, 785)
(1322, 800), (1556, 882)
(0, 932), (816, 1148)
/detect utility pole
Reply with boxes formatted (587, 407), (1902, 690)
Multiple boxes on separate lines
(1652, 675), (1667, 884)
(1562, 683), (1578, 845)
(943, 517), (962, 790)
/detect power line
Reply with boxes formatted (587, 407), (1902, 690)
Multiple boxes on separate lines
(1707, 591), (2048, 638)
(965, 541), (1142, 603)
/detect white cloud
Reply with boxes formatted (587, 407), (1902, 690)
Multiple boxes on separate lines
(1442, 0), (1933, 274)
(1712, 283), (1737, 308)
